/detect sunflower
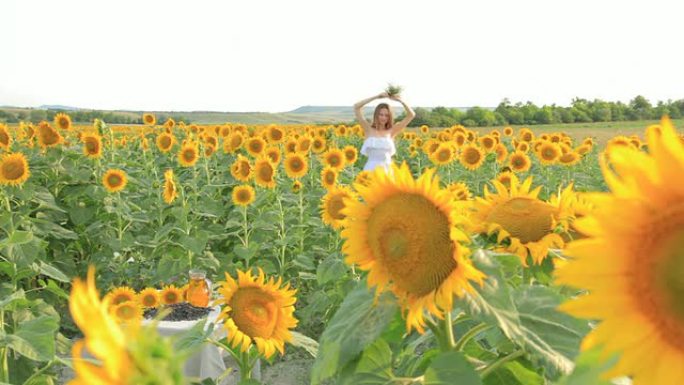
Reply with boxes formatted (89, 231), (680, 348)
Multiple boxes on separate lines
(291, 180), (302, 193)
(156, 133), (176, 153)
(81, 133), (103, 158)
(36, 122), (63, 148)
(469, 174), (566, 265)
(110, 301), (143, 323)
(354, 170), (372, 188)
(320, 167), (338, 190)
(323, 148), (345, 171)
(516, 141), (530, 153)
(284, 153), (308, 179)
(253, 157), (276, 189)
(508, 150), (531, 173)
(160, 285), (183, 305)
(558, 151), (581, 166)
(102, 169), (128, 193)
(216, 269), (298, 359)
(246, 137), (267, 157)
(575, 144), (592, 155)
(419, 125), (429, 135)
(430, 143), (455, 165)
(320, 186), (357, 229)
(459, 144), (485, 171)
(453, 132), (467, 147)
(341, 163), (485, 332)
(518, 128), (534, 142)
(230, 155), (253, 182)
(446, 182), (471, 201)
(232, 185), (256, 207)
(503, 126), (513, 136)
(0, 124), (11, 150)
(267, 125), (285, 144)
(423, 139), (440, 156)
(537, 141), (561, 165)
(265, 146), (281, 165)
(178, 142), (199, 167)
(164, 118), (176, 129)
(495, 171), (514, 189)
(105, 286), (137, 306)
(0, 152), (30, 187)
(163, 169), (178, 204)
(296, 136), (313, 153)
(284, 139), (298, 154)
(224, 132), (244, 153)
(556, 117), (684, 385)
(143, 113), (156, 126)
(311, 136), (326, 154)
(494, 143), (508, 164)
(343, 145), (358, 165)
(137, 288), (160, 308)
(54, 112), (72, 130)
(479, 135), (497, 153)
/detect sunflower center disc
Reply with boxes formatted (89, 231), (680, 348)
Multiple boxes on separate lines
(486, 197), (556, 243)
(328, 196), (346, 220)
(367, 193), (457, 297)
(2, 159), (24, 180)
(230, 287), (278, 338)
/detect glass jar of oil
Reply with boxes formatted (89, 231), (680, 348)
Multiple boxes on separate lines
(187, 269), (211, 307)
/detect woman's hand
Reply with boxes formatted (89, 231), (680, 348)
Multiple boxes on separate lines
(378, 91), (389, 98)
(389, 94), (402, 101)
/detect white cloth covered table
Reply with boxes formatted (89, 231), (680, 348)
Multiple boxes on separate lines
(143, 306), (227, 383)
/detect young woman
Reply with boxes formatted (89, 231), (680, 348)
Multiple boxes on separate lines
(353, 92), (416, 172)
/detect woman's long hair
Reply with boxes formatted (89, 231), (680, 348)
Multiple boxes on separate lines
(371, 103), (393, 130)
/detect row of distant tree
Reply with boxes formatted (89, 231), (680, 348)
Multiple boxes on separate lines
(395, 96), (684, 127)
(0, 109), (191, 125)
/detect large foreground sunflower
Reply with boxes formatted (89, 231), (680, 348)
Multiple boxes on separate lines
(469, 174), (567, 265)
(216, 269), (298, 359)
(341, 163), (485, 333)
(556, 117), (684, 385)
(0, 152), (30, 187)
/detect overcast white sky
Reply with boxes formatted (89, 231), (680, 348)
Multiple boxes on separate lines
(1, 0), (683, 112)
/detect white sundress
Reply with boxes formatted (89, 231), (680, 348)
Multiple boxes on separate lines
(360, 135), (396, 173)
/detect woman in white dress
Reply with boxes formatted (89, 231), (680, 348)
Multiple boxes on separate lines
(353, 92), (416, 173)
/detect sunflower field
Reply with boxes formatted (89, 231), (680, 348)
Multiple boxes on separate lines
(0, 114), (682, 385)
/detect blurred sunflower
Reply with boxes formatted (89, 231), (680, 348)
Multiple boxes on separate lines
(429, 143), (455, 165)
(0, 123), (11, 150)
(232, 185), (256, 207)
(323, 148), (345, 171)
(459, 144), (485, 171)
(341, 163), (485, 333)
(224, 132), (244, 153)
(559, 151), (581, 166)
(446, 182), (471, 201)
(503, 126), (513, 136)
(230, 155), (253, 182)
(160, 285), (183, 305)
(81, 133), (103, 159)
(102, 169), (128, 193)
(164, 118), (176, 129)
(284, 153), (308, 179)
(0, 152), (30, 187)
(156, 133), (176, 153)
(110, 301), (143, 323)
(320, 186), (357, 229)
(343, 145), (358, 165)
(494, 143), (508, 164)
(518, 128), (534, 142)
(105, 286), (137, 306)
(216, 269), (298, 359)
(354, 170), (372, 188)
(178, 142), (199, 167)
(508, 150), (531, 173)
(246, 137), (267, 157)
(254, 157), (277, 189)
(469, 174), (566, 265)
(54, 112), (72, 130)
(36, 122), (63, 148)
(265, 146), (281, 165)
(137, 288), (160, 308)
(320, 167), (337, 190)
(163, 169), (178, 204)
(267, 125), (285, 144)
(311, 136), (326, 154)
(143, 113), (156, 126)
(495, 171), (514, 189)
(479, 135), (496, 153)
(296, 135), (313, 153)
(556, 117), (684, 385)
(536, 141), (561, 165)
(291, 180), (303, 193)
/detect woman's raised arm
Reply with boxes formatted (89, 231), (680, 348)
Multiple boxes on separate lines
(354, 92), (386, 131)
(389, 96), (416, 137)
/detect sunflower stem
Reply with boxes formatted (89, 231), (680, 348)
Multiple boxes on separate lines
(444, 311), (456, 350)
(480, 349), (525, 378)
(454, 323), (492, 351)
(275, 191), (287, 275)
(0, 310), (7, 383)
(298, 187), (305, 253)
